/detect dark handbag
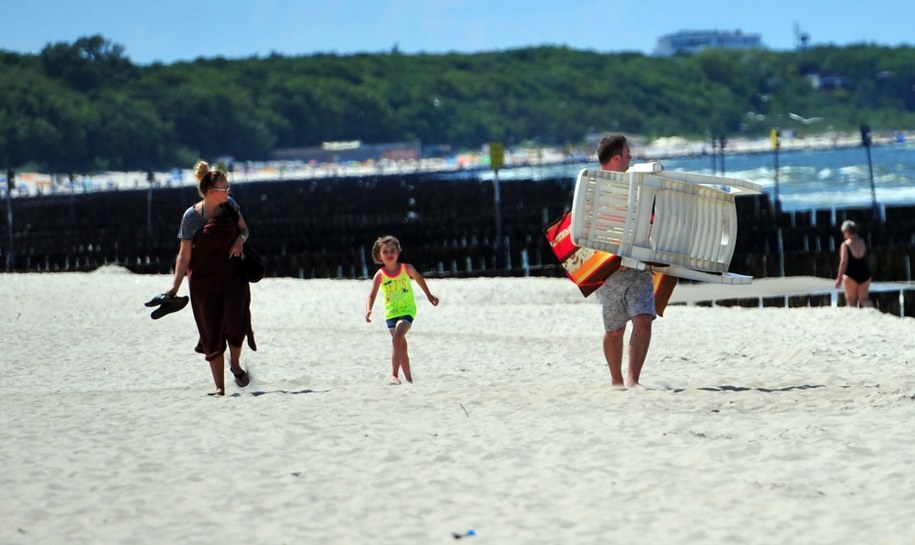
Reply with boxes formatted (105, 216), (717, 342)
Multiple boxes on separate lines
(224, 204), (266, 283)
(239, 244), (266, 283)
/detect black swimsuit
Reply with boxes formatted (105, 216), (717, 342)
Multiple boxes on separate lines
(843, 244), (871, 283)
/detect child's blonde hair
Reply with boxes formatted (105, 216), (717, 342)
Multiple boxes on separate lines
(371, 235), (401, 264)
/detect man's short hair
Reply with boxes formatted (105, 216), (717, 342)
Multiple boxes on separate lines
(597, 135), (628, 165)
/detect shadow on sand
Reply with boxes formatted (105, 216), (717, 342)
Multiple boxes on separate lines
(659, 384), (828, 394)
(696, 384), (826, 393)
(214, 388), (330, 398)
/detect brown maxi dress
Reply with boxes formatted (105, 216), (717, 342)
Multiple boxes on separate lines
(188, 205), (256, 360)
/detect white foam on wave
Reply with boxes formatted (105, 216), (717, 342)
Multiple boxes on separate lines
(781, 186), (915, 211)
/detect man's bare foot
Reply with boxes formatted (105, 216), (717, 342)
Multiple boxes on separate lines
(209, 388), (226, 396)
(626, 382), (646, 390)
(611, 383), (627, 391)
(389, 376), (402, 385)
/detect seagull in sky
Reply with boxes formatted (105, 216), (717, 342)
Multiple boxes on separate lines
(788, 112), (825, 125)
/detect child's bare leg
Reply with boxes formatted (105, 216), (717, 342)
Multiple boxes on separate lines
(401, 337), (412, 383)
(390, 321), (412, 382)
(388, 327), (402, 382)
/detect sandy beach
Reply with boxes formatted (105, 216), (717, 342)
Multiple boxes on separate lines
(2, 268), (914, 544)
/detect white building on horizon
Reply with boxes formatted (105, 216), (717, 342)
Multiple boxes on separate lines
(654, 29), (764, 56)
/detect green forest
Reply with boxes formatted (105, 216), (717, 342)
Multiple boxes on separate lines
(3, 34), (915, 172)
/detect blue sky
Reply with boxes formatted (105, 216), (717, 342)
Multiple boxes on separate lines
(2, 0), (913, 64)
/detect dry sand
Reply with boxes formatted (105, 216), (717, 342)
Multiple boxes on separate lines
(1, 268), (913, 544)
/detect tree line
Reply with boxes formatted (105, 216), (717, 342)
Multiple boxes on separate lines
(2, 34), (915, 172)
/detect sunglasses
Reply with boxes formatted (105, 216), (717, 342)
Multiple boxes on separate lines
(210, 186), (230, 193)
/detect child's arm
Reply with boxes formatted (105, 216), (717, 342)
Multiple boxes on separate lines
(406, 264), (439, 306)
(365, 271), (382, 322)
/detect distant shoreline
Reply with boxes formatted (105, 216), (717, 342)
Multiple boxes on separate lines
(640, 130), (909, 160)
(3, 130), (910, 199)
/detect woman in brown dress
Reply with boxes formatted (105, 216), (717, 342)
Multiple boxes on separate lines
(166, 160), (256, 395)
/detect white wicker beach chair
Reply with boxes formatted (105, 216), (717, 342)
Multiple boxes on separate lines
(570, 163), (763, 284)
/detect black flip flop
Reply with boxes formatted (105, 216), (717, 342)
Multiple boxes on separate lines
(146, 293), (189, 319)
(145, 293), (186, 307)
(232, 368), (250, 387)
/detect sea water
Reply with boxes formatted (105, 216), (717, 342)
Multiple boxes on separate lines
(466, 143), (915, 212)
(667, 144), (915, 212)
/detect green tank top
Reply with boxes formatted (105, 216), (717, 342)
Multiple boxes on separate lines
(381, 264), (417, 320)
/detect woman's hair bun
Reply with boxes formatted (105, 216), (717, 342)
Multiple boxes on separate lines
(193, 160), (211, 182)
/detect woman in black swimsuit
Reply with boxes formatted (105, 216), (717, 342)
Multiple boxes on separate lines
(835, 220), (872, 308)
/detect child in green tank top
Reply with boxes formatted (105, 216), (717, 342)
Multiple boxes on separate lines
(365, 236), (440, 384)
